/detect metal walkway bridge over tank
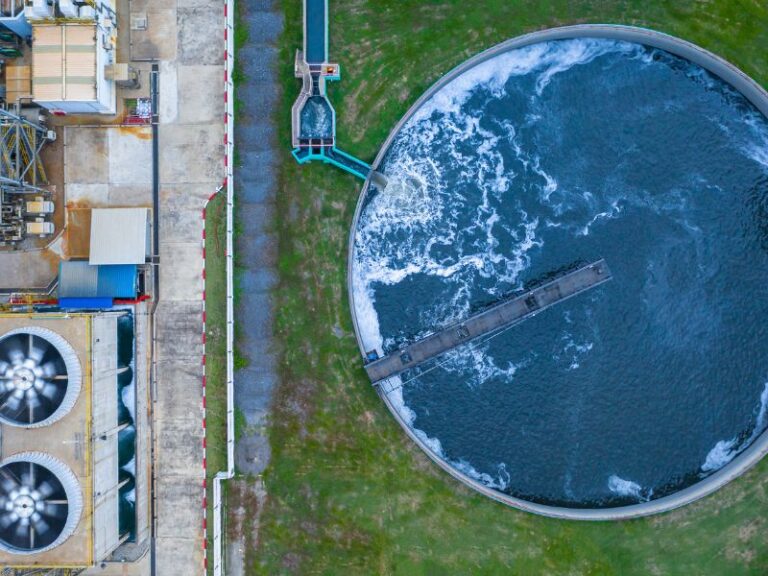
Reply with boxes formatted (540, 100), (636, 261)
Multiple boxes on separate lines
(364, 259), (613, 385)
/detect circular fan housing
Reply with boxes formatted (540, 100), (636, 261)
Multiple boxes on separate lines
(0, 327), (82, 428)
(0, 453), (83, 554)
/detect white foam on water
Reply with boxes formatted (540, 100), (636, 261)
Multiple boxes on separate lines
(385, 383), (512, 491)
(701, 438), (739, 473)
(578, 199), (623, 236)
(121, 380), (136, 424)
(441, 343), (525, 387)
(608, 474), (651, 501)
(411, 39), (640, 122)
(701, 381), (768, 474)
(122, 456), (136, 476)
(558, 332), (594, 371)
(453, 460), (511, 491)
(385, 384), (445, 456)
(739, 111), (768, 171)
(350, 38), (643, 495)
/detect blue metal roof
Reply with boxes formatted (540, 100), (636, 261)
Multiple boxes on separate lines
(59, 261), (137, 299)
(59, 297), (114, 310)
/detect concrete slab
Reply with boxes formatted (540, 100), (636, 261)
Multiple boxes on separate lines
(159, 185), (204, 243)
(0, 248), (58, 291)
(66, 183), (110, 206)
(158, 243), (203, 301)
(153, 535), (203, 576)
(151, 0), (224, 574)
(156, 360), (204, 421)
(178, 7), (224, 65)
(108, 127), (153, 186)
(106, 185), (153, 207)
(66, 183), (152, 208)
(156, 422), (203, 478)
(159, 60), (178, 125)
(130, 8), (177, 62)
(178, 65), (225, 125)
(155, 303), (204, 357)
(81, 548), (151, 575)
(66, 128), (108, 184)
(159, 124), (224, 186)
(155, 481), (203, 538)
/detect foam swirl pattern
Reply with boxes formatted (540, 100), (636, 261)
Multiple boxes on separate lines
(350, 26), (768, 516)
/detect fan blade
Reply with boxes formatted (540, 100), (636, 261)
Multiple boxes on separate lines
(0, 513), (16, 529)
(40, 361), (58, 378)
(0, 468), (20, 492)
(32, 515), (48, 536)
(37, 481), (54, 499)
(0, 361), (8, 373)
(15, 518), (29, 540)
(2, 393), (21, 412)
(7, 348), (24, 366)
(42, 502), (67, 520)
(40, 382), (59, 401)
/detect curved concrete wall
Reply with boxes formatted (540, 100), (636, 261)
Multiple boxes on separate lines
(346, 24), (768, 520)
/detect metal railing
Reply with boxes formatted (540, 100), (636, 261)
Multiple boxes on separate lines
(211, 0), (235, 573)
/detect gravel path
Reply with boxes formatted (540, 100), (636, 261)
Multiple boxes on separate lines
(234, 0), (282, 480)
(226, 1), (283, 572)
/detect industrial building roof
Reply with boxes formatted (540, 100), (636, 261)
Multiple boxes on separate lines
(33, 24), (97, 103)
(89, 208), (149, 265)
(59, 261), (137, 299)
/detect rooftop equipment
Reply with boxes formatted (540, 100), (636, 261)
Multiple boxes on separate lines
(32, 23), (117, 114)
(0, 106), (55, 245)
(0, 0), (30, 38)
(22, 0), (51, 20)
(0, 327), (81, 428)
(28, 0), (119, 115)
(0, 452), (83, 555)
(89, 209), (149, 265)
(0, 313), (137, 568)
(25, 198), (53, 215)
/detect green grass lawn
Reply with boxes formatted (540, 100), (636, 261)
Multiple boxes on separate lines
(204, 190), (227, 573)
(248, 1), (768, 574)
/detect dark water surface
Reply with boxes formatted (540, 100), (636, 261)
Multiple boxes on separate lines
(352, 38), (768, 507)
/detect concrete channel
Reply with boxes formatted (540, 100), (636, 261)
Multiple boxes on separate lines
(347, 24), (768, 520)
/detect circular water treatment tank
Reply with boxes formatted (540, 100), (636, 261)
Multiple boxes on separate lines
(0, 452), (83, 554)
(349, 26), (768, 518)
(0, 327), (82, 428)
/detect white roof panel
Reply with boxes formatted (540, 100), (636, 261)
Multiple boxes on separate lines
(89, 208), (148, 264)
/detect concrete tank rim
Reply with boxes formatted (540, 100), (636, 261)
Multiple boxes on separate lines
(345, 23), (768, 520)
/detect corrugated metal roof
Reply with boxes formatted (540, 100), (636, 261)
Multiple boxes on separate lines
(59, 261), (137, 298)
(89, 208), (148, 265)
(32, 24), (97, 103)
(59, 297), (113, 309)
